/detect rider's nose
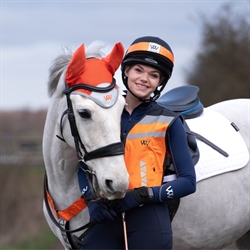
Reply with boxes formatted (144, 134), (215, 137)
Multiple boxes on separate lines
(140, 72), (148, 82)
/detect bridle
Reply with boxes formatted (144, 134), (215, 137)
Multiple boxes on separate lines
(56, 78), (124, 162)
(44, 79), (125, 249)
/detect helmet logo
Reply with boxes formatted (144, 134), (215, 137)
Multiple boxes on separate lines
(148, 42), (160, 53)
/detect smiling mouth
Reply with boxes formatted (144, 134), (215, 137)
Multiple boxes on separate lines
(136, 83), (148, 89)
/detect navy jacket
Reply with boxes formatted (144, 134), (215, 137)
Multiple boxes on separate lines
(121, 101), (196, 201)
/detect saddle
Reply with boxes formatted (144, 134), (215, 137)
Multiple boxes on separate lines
(157, 85), (204, 119)
(158, 85), (203, 167)
(157, 86), (229, 222)
(156, 86), (203, 221)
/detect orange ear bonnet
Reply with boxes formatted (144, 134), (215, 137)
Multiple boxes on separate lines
(65, 42), (124, 108)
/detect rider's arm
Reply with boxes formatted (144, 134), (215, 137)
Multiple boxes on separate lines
(150, 117), (196, 201)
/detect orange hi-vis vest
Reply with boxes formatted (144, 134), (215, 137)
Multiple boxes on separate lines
(124, 104), (178, 189)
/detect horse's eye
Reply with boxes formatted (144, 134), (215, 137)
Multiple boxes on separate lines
(78, 109), (91, 119)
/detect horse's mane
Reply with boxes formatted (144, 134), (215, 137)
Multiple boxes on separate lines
(47, 41), (106, 97)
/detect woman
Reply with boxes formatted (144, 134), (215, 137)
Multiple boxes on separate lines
(80, 36), (196, 249)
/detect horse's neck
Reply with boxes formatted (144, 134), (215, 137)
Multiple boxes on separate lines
(47, 143), (81, 208)
(43, 111), (81, 209)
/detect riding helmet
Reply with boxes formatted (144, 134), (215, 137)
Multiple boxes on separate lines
(121, 36), (174, 101)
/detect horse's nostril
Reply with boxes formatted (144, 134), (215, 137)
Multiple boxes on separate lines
(105, 179), (114, 192)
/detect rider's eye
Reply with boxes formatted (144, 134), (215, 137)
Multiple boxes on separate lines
(78, 109), (91, 119)
(150, 74), (158, 79)
(135, 67), (142, 72)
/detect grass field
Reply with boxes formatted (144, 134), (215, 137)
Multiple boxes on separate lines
(0, 164), (63, 250)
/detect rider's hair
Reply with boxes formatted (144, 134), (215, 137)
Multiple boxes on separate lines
(121, 36), (174, 102)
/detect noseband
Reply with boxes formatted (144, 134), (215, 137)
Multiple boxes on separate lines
(56, 79), (124, 162)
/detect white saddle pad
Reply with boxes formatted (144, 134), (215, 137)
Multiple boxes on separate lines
(186, 108), (249, 182)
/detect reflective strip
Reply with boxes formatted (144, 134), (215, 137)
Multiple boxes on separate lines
(163, 174), (177, 183)
(127, 131), (165, 140)
(127, 115), (174, 139)
(138, 115), (174, 125)
(127, 42), (174, 63)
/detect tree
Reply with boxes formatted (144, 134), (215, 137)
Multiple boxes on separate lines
(185, 4), (250, 106)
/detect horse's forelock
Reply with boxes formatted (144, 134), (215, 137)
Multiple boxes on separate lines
(85, 41), (106, 59)
(47, 41), (107, 97)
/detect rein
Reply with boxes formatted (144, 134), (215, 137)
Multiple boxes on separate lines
(43, 173), (96, 248)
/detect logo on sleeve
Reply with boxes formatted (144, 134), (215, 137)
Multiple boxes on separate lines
(166, 186), (174, 198)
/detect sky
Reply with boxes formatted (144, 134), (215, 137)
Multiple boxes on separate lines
(1, 0), (248, 111)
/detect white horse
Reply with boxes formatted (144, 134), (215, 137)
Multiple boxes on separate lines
(171, 98), (250, 249)
(43, 41), (250, 249)
(42, 42), (129, 249)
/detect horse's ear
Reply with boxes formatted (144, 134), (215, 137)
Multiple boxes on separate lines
(102, 42), (124, 75)
(66, 44), (86, 86)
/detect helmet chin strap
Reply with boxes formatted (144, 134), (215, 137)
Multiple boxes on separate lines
(130, 89), (154, 103)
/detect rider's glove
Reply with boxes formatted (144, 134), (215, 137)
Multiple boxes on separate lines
(87, 200), (117, 224)
(112, 187), (153, 213)
(78, 164), (116, 224)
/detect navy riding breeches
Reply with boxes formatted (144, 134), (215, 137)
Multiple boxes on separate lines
(79, 202), (172, 249)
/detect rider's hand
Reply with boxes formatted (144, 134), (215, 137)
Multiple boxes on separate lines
(79, 164), (116, 223)
(87, 201), (117, 224)
(113, 187), (151, 213)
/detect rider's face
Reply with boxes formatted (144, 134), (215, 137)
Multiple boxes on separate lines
(125, 64), (162, 99)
